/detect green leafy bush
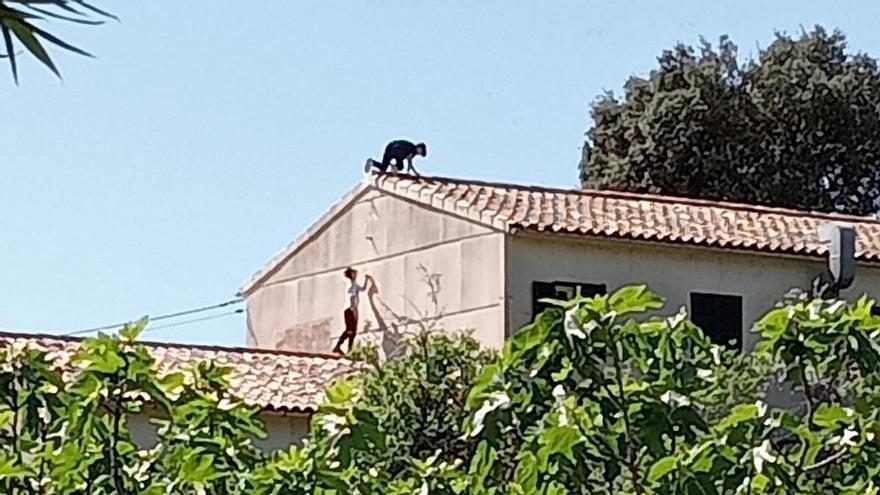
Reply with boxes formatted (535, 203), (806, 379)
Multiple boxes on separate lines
(463, 286), (880, 494)
(0, 320), (269, 495)
(307, 330), (495, 493)
(5, 287), (880, 494)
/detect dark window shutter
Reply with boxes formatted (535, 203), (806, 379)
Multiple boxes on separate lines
(690, 292), (743, 351)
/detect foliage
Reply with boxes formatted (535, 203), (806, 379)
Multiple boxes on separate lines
(0, 319), (272, 494)
(147, 361), (267, 494)
(462, 285), (734, 493)
(463, 286), (880, 494)
(0, 324), (493, 494)
(307, 330), (495, 493)
(0, 319), (176, 494)
(0, 0), (113, 83)
(580, 26), (880, 215)
(6, 288), (880, 494)
(296, 286), (774, 494)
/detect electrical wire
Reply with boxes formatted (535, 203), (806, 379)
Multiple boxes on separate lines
(142, 308), (244, 333)
(65, 297), (244, 336)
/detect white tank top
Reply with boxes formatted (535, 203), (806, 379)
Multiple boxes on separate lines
(346, 280), (364, 310)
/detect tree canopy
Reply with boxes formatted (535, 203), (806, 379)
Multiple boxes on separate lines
(580, 27), (880, 215)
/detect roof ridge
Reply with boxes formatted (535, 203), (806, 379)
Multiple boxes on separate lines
(0, 331), (350, 361)
(370, 172), (880, 225)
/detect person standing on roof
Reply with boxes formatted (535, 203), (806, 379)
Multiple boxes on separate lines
(332, 267), (373, 354)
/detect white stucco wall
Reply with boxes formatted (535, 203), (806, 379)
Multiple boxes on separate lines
(507, 233), (880, 348)
(246, 189), (508, 354)
(128, 411), (310, 452)
(257, 413), (311, 451)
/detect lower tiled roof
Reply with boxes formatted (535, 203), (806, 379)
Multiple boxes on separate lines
(373, 174), (880, 262)
(0, 332), (361, 413)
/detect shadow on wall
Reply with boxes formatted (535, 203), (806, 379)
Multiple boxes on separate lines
(266, 264), (447, 356)
(273, 318), (334, 353)
(361, 263), (446, 359)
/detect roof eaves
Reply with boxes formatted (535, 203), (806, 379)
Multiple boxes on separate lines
(259, 403), (319, 414)
(511, 224), (880, 265)
(0, 330), (352, 362)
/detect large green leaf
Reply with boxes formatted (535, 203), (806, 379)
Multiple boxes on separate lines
(323, 379), (357, 405)
(608, 285), (664, 315)
(538, 425), (582, 464)
(511, 451), (538, 493)
(812, 404), (854, 429)
(716, 403), (759, 430)
(0, 457), (31, 479)
(647, 455), (678, 483)
(755, 308), (792, 341)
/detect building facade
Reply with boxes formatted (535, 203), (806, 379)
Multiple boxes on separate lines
(243, 173), (880, 355)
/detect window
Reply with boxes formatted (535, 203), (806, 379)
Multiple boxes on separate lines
(690, 292), (743, 350)
(532, 281), (606, 318)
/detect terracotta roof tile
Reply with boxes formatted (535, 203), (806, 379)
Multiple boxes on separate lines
(371, 173), (880, 262)
(0, 332), (362, 413)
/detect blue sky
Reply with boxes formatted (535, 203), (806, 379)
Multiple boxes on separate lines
(3, 1), (878, 346)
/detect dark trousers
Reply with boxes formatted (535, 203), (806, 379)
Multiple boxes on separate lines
(333, 308), (358, 353)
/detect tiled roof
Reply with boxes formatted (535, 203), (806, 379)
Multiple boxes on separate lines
(0, 332), (361, 413)
(242, 172), (880, 294)
(372, 173), (880, 262)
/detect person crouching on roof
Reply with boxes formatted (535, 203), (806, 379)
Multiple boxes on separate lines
(332, 267), (372, 354)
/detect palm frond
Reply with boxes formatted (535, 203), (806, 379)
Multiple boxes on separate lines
(0, 0), (113, 84)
